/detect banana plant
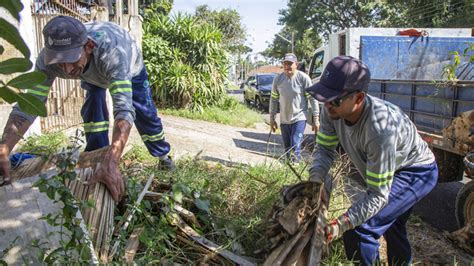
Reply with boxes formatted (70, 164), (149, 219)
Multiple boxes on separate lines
(0, 0), (47, 117)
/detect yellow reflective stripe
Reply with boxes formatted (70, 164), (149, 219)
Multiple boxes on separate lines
(83, 121), (110, 133)
(111, 88), (132, 94)
(271, 92), (279, 99)
(367, 178), (391, 187)
(366, 170), (394, 187)
(316, 138), (339, 147)
(317, 132), (338, 140)
(110, 80), (132, 95)
(111, 80), (132, 86)
(142, 132), (164, 142)
(83, 121), (109, 127)
(84, 127), (109, 133)
(366, 170), (395, 179)
(305, 92), (311, 97)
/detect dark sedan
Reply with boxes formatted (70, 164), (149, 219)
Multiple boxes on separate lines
(243, 73), (277, 111)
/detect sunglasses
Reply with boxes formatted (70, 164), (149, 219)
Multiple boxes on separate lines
(328, 90), (359, 107)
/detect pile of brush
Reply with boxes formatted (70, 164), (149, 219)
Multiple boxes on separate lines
(256, 181), (330, 266)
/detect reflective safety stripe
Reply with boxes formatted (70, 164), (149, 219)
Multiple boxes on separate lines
(305, 92), (311, 98)
(316, 138), (339, 147)
(366, 170), (394, 187)
(26, 85), (50, 97)
(316, 131), (339, 147)
(110, 80), (132, 95)
(84, 121), (110, 133)
(317, 132), (338, 140)
(141, 131), (165, 142)
(271, 92), (279, 99)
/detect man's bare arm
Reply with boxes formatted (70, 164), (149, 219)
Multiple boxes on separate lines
(1, 114), (32, 154)
(92, 119), (132, 201)
(0, 114), (32, 184)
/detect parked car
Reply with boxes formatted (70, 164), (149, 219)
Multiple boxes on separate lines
(243, 73), (277, 111)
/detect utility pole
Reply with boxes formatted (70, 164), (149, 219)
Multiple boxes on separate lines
(275, 32), (294, 54)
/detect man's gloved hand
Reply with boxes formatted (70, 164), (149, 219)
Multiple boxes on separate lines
(323, 213), (352, 243)
(0, 144), (12, 186)
(270, 115), (278, 133)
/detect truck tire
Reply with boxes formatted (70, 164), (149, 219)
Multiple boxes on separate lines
(432, 148), (464, 183)
(455, 180), (474, 228)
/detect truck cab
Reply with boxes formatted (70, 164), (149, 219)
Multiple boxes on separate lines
(308, 27), (474, 236)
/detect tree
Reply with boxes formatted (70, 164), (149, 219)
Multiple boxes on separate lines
(139, 0), (174, 16)
(194, 5), (251, 55)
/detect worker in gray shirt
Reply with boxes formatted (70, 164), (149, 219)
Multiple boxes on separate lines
(306, 56), (438, 265)
(269, 53), (319, 162)
(0, 16), (174, 202)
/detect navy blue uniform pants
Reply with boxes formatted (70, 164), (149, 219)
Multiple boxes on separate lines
(280, 120), (306, 161)
(343, 162), (438, 265)
(81, 67), (171, 157)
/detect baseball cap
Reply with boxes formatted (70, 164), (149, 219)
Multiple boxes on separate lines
(306, 56), (371, 102)
(42, 16), (88, 65)
(283, 53), (297, 63)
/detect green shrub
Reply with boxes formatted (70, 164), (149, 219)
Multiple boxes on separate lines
(142, 7), (229, 110)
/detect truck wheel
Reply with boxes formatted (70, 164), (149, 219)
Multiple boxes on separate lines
(455, 180), (474, 228)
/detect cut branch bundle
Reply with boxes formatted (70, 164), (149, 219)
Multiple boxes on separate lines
(259, 182), (329, 266)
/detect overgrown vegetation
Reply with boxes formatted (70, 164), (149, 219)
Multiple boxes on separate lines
(142, 5), (229, 110)
(114, 145), (352, 263)
(17, 131), (68, 155)
(161, 96), (263, 128)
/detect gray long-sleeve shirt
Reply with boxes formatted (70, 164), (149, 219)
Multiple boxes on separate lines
(310, 95), (435, 227)
(12, 21), (143, 125)
(269, 71), (319, 124)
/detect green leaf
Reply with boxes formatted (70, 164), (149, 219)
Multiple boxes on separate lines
(7, 71), (46, 90)
(194, 198), (210, 213)
(0, 0), (24, 21)
(0, 58), (32, 74)
(172, 189), (183, 203)
(0, 86), (18, 104)
(0, 18), (30, 58)
(16, 93), (47, 117)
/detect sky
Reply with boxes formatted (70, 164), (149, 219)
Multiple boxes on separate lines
(170, 0), (288, 55)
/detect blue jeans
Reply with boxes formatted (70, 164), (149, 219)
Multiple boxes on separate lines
(343, 162), (438, 265)
(280, 120), (306, 162)
(80, 67), (171, 157)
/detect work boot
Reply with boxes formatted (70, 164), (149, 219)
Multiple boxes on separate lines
(158, 156), (176, 171)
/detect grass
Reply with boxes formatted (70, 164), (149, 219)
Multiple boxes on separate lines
(17, 131), (69, 155)
(160, 96), (263, 128)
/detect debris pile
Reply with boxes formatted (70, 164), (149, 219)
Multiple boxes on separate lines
(257, 181), (329, 265)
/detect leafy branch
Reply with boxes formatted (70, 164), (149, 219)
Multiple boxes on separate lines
(0, 0), (47, 116)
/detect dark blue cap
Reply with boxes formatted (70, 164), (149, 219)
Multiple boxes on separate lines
(42, 16), (88, 65)
(306, 56), (371, 102)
